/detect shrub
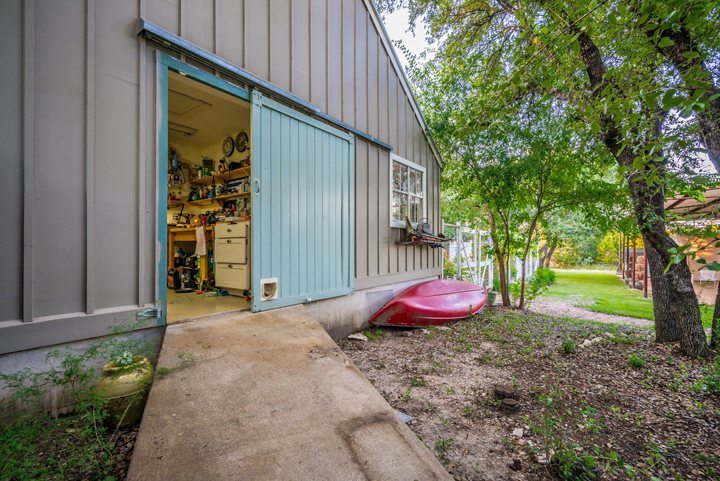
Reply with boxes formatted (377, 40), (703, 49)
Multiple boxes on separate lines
(628, 354), (646, 368)
(561, 339), (576, 354)
(535, 267), (556, 285)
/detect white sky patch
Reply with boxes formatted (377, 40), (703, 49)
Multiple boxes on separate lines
(382, 7), (432, 73)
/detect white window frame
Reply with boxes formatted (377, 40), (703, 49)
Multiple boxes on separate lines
(390, 153), (427, 229)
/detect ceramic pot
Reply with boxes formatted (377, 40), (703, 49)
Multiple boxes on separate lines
(96, 356), (154, 429)
(486, 291), (498, 306)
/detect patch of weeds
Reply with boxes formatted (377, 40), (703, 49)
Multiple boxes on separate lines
(364, 329), (387, 342)
(628, 354), (646, 368)
(404, 387), (412, 401)
(0, 316), (158, 479)
(463, 405), (472, 417)
(475, 354), (493, 363)
(435, 438), (453, 458)
(441, 416), (449, 424)
(560, 339), (577, 355)
(445, 386), (456, 394)
(691, 355), (720, 395)
(412, 376), (426, 387)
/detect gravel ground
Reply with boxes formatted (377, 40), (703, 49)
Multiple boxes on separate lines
(530, 299), (653, 327)
(339, 308), (720, 480)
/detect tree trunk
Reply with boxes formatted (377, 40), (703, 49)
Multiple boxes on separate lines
(544, 245), (556, 268)
(488, 209), (511, 306)
(710, 281), (720, 349)
(518, 218), (540, 310)
(575, 28), (710, 357)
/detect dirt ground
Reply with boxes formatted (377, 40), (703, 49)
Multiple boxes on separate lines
(338, 308), (720, 480)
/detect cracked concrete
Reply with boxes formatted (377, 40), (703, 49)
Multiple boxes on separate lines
(128, 305), (451, 481)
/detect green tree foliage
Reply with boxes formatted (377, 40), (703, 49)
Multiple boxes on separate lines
(596, 231), (620, 265)
(438, 98), (620, 307)
(377, 0), (718, 357)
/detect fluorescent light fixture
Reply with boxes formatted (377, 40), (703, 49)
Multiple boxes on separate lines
(168, 121), (198, 137)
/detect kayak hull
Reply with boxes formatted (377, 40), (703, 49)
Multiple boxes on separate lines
(369, 279), (487, 327)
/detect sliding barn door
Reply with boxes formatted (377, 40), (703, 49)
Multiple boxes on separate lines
(250, 91), (354, 312)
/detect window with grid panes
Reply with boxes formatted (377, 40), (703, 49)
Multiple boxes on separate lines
(390, 153), (426, 228)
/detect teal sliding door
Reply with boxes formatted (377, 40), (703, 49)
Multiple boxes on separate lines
(250, 91), (354, 311)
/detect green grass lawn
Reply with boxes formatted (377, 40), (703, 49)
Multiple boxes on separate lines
(542, 269), (714, 328)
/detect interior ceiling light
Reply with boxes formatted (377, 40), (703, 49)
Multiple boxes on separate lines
(168, 121), (198, 137)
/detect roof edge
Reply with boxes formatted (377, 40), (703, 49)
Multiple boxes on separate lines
(362, 0), (444, 169)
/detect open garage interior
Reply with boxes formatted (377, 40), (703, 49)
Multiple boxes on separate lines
(165, 72), (252, 322)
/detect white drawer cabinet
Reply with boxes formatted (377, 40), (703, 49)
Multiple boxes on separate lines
(214, 222), (250, 290)
(215, 263), (249, 290)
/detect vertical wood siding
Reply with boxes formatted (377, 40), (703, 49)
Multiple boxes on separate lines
(0, 0), (441, 324)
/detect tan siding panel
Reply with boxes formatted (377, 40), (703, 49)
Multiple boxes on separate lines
(33, 0), (86, 317)
(291, 0), (310, 102)
(310, 0), (327, 112)
(96, 0), (138, 84)
(270, 0), (291, 91)
(396, 78), (406, 160)
(355, 139), (368, 279)
(244, 0), (269, 80)
(377, 41), (388, 144)
(367, 144), (379, 277)
(0, 0), (23, 321)
(326, 0), (342, 119)
(146, 0), (179, 35)
(184, 0), (215, 52)
(94, 73), (139, 308)
(378, 150), (390, 276)
(354, 2), (367, 133)
(341, 0), (354, 124)
(366, 24), (379, 140)
(216, 0), (244, 69)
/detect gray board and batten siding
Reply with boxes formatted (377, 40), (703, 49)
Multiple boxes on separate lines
(0, 0), (442, 355)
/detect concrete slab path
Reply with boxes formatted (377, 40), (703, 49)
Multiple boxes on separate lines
(128, 305), (451, 481)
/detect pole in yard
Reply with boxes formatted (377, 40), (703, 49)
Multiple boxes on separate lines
(632, 238), (637, 288)
(643, 247), (648, 298)
(456, 225), (461, 281)
(619, 232), (623, 276)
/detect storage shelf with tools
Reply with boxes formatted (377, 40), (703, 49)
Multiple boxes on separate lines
(190, 166), (251, 186)
(188, 191), (251, 206)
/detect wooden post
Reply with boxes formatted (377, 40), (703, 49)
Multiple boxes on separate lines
(619, 232), (624, 276)
(643, 248), (648, 298)
(632, 238), (637, 288)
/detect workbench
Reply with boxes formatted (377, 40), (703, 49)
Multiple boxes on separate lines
(168, 226), (214, 287)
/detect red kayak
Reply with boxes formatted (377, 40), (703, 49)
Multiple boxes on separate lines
(369, 279), (487, 327)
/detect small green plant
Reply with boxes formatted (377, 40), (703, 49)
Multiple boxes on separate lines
(435, 438), (453, 458)
(364, 329), (387, 342)
(412, 376), (426, 386)
(560, 339), (577, 354)
(628, 354), (646, 368)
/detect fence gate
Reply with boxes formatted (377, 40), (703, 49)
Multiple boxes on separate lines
(442, 222), (493, 288)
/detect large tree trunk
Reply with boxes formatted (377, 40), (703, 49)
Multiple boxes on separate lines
(575, 28), (710, 357)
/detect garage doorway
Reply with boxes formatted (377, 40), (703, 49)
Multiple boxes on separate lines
(156, 54), (354, 325)
(158, 57), (253, 324)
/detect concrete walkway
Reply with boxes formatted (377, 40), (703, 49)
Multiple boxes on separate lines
(128, 305), (451, 481)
